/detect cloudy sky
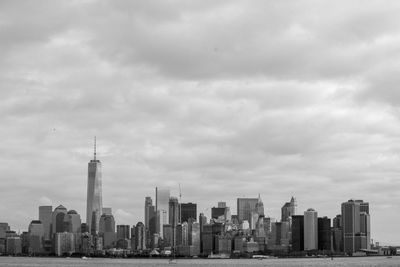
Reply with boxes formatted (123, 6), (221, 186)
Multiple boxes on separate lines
(1, 0), (400, 244)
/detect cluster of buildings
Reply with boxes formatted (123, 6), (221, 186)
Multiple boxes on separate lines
(0, 142), (380, 257)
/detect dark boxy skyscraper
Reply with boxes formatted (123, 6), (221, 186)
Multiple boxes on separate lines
(211, 207), (225, 220)
(180, 203), (197, 223)
(342, 199), (370, 254)
(86, 138), (103, 235)
(318, 216), (331, 251)
(291, 215), (304, 252)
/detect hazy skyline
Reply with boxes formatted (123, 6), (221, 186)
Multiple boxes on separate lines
(1, 1), (400, 244)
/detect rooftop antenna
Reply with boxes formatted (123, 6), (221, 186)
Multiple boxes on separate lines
(94, 136), (97, 160)
(179, 183), (182, 203)
(179, 183), (182, 224)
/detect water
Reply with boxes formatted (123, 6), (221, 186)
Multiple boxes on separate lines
(0, 256), (398, 267)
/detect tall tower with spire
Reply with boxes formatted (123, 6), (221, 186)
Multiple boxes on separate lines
(86, 137), (103, 235)
(255, 194), (264, 216)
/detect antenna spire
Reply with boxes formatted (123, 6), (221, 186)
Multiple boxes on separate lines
(94, 136), (97, 160)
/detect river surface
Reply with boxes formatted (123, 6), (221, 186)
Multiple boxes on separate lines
(0, 256), (398, 267)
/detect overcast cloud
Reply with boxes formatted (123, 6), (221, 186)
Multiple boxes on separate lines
(1, 0), (400, 244)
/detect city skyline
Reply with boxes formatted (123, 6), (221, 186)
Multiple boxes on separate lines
(1, 1), (400, 246)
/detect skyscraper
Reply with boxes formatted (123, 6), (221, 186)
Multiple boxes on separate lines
(28, 220), (44, 254)
(99, 211), (116, 249)
(304, 208), (318, 251)
(255, 194), (264, 216)
(156, 187), (170, 237)
(237, 198), (258, 223)
(291, 215), (304, 252)
(116, 225), (130, 240)
(281, 197), (296, 222)
(52, 205), (67, 234)
(144, 197), (153, 231)
(180, 203), (197, 223)
(86, 138), (103, 235)
(318, 216), (331, 251)
(64, 210), (81, 234)
(169, 197), (179, 248)
(342, 199), (370, 254)
(38, 206), (52, 241)
(135, 222), (146, 250)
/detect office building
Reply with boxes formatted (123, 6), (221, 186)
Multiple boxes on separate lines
(99, 212), (116, 249)
(237, 198), (258, 223)
(28, 220), (44, 254)
(318, 216), (331, 251)
(211, 207), (225, 220)
(304, 208), (318, 251)
(54, 232), (75, 256)
(38, 206), (52, 241)
(64, 210), (81, 233)
(144, 196), (156, 246)
(135, 222), (146, 250)
(169, 197), (179, 247)
(189, 221), (200, 255)
(281, 197), (296, 222)
(52, 205), (67, 234)
(116, 225), (130, 240)
(291, 215), (304, 252)
(86, 138), (103, 235)
(6, 236), (22, 255)
(180, 203), (197, 223)
(162, 224), (173, 247)
(156, 187), (170, 237)
(342, 199), (370, 254)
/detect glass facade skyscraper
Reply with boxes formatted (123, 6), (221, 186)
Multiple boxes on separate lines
(86, 138), (103, 235)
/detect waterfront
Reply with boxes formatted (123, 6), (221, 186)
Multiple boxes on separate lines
(0, 257), (398, 267)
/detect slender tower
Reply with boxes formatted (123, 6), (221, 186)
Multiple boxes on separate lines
(86, 137), (103, 235)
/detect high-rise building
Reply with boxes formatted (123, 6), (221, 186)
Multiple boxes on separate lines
(156, 187), (170, 237)
(38, 206), (52, 241)
(135, 222), (146, 250)
(180, 203), (197, 223)
(281, 197), (296, 222)
(237, 198), (258, 223)
(291, 215), (304, 252)
(86, 138), (103, 235)
(64, 210), (81, 234)
(255, 194), (264, 216)
(28, 220), (44, 254)
(218, 202), (226, 208)
(263, 217), (274, 236)
(342, 199), (370, 254)
(99, 211), (116, 249)
(169, 197), (179, 248)
(201, 224), (213, 255)
(211, 207), (226, 220)
(199, 213), (207, 254)
(52, 205), (67, 235)
(304, 208), (318, 251)
(360, 211), (370, 250)
(145, 197), (152, 228)
(268, 221), (290, 248)
(0, 223), (10, 239)
(318, 216), (331, 251)
(116, 225), (130, 240)
(54, 232), (75, 256)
